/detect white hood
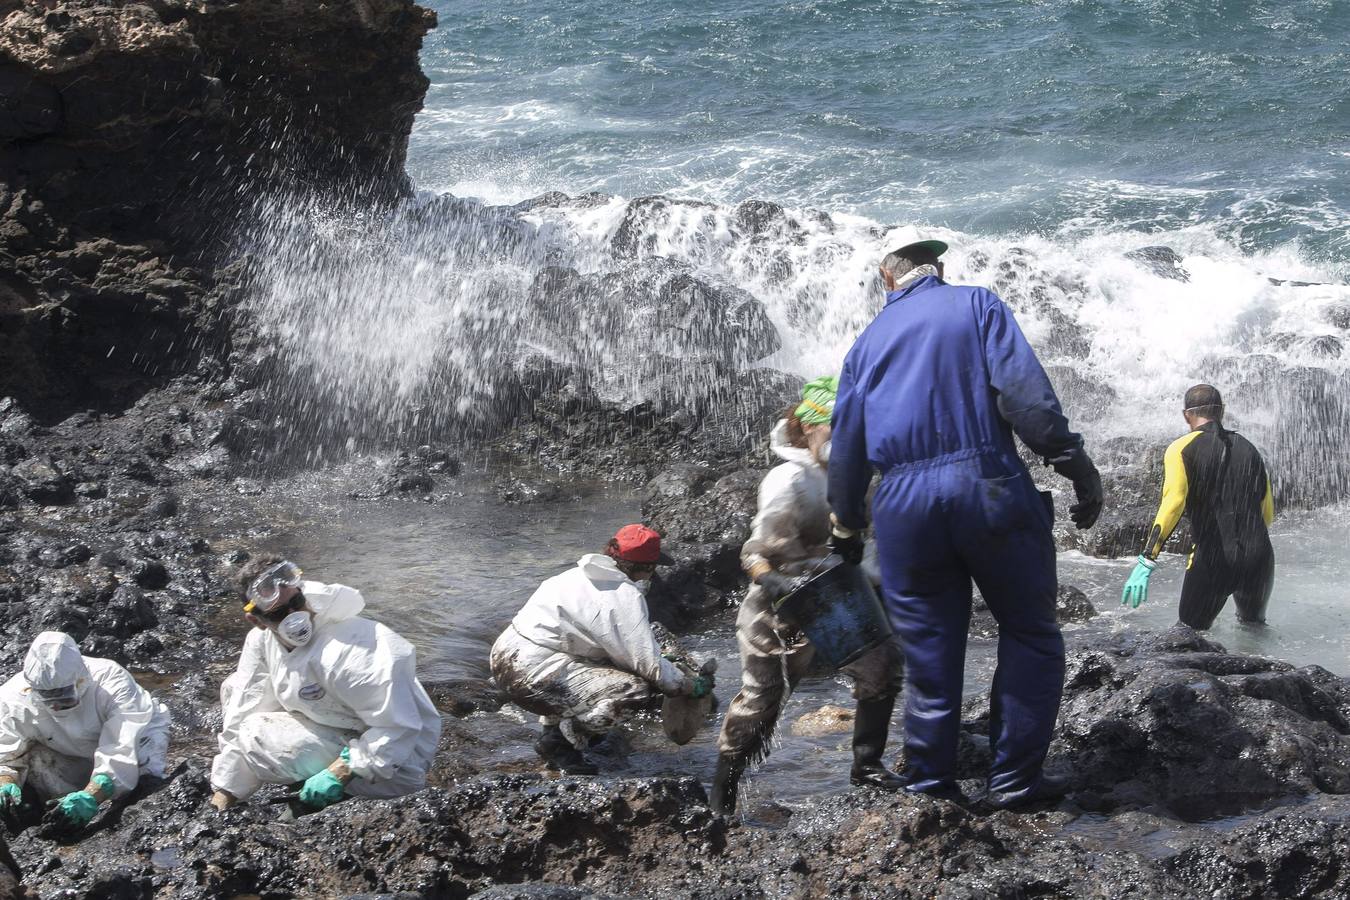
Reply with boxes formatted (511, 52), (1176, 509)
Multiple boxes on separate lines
(769, 419), (816, 466)
(576, 553), (631, 584)
(23, 631), (88, 692)
(302, 580), (366, 628)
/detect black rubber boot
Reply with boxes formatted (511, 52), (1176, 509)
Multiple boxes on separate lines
(986, 772), (1070, 811)
(710, 753), (747, 816)
(534, 724), (599, 775)
(849, 696), (906, 790)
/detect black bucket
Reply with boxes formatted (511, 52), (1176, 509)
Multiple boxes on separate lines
(772, 555), (895, 669)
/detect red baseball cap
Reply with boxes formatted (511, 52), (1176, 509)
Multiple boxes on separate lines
(610, 524), (674, 565)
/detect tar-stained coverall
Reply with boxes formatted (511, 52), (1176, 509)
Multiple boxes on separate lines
(490, 554), (689, 744)
(717, 420), (903, 763)
(829, 273), (1089, 799)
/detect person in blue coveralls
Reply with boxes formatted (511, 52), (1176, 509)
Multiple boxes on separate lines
(827, 227), (1104, 809)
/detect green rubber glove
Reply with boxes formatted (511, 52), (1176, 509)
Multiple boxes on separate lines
(57, 790), (100, 827)
(1121, 555), (1156, 608)
(690, 675), (713, 699)
(299, 767), (346, 809)
(0, 782), (21, 808)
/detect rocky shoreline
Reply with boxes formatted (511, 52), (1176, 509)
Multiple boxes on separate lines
(3, 617), (1348, 899)
(4, 1), (1350, 898)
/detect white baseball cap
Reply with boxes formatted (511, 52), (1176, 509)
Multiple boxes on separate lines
(886, 224), (948, 258)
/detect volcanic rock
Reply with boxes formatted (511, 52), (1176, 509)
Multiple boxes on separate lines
(1, 0), (438, 420)
(8, 456), (72, 505)
(1057, 628), (1350, 818)
(1126, 245), (1192, 282)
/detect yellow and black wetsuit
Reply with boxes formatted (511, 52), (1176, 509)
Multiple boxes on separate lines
(1144, 420), (1275, 629)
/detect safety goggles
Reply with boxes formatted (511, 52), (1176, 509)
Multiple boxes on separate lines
(244, 561), (303, 613)
(35, 684), (80, 711)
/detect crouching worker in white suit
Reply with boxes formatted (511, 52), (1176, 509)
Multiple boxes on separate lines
(209, 555), (442, 812)
(491, 524), (712, 775)
(0, 631), (170, 833)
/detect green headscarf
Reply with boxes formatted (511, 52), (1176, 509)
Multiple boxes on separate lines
(795, 375), (838, 426)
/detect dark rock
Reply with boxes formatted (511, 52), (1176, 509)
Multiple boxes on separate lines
(73, 481), (107, 499)
(640, 467), (763, 626)
(1046, 365), (1117, 421)
(185, 447), (231, 477)
(611, 195), (716, 256)
(414, 445), (462, 476)
(131, 560), (170, 590)
(9, 455), (73, 505)
(0, 475), (19, 510)
(1, 0), (438, 421)
(496, 477), (563, 505)
(970, 583), (1097, 637)
(36, 544), (91, 569)
(1308, 335), (1343, 359)
(1057, 629), (1350, 818)
(92, 584), (158, 641)
(1163, 816), (1350, 898)
(424, 679), (506, 717)
(351, 462), (436, 500)
(1325, 302), (1350, 330)
(0, 397), (35, 435)
(1057, 584), (1097, 623)
(471, 887), (623, 900)
(144, 493), (179, 520)
(1126, 245), (1191, 282)
(37, 603), (91, 642)
(645, 468), (760, 547)
(733, 199), (791, 235)
(643, 463), (717, 504)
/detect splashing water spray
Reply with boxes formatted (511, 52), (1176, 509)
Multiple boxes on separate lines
(238, 189), (1350, 507)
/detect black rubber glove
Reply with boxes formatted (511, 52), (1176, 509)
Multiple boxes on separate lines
(830, 531), (865, 566)
(756, 571), (797, 602)
(1051, 449), (1103, 530)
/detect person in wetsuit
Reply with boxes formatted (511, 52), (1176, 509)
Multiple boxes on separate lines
(1121, 384), (1275, 629)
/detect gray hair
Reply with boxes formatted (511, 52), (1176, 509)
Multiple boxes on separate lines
(881, 245), (940, 277)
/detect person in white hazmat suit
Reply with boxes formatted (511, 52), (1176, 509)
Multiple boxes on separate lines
(710, 377), (905, 815)
(209, 555), (442, 812)
(490, 524), (712, 775)
(0, 631), (170, 832)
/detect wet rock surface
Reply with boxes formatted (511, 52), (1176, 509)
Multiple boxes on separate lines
(1056, 628), (1350, 819)
(0, 390), (254, 676)
(11, 628), (1350, 899)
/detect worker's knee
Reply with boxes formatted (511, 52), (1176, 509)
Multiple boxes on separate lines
(236, 712), (302, 758)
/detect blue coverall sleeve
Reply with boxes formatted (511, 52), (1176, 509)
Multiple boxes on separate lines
(980, 294), (1084, 463)
(827, 355), (873, 530)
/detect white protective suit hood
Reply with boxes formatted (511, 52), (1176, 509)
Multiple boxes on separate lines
(301, 581), (365, 629)
(769, 419), (816, 466)
(742, 420), (881, 584)
(23, 631), (89, 696)
(576, 553), (631, 584)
